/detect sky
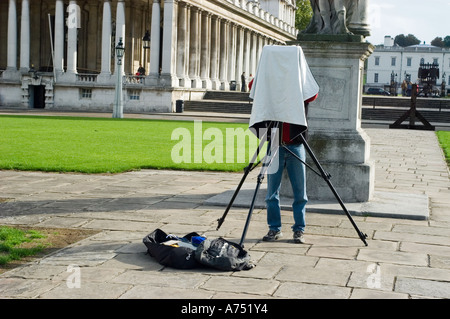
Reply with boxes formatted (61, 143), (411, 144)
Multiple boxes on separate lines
(364, 0), (450, 45)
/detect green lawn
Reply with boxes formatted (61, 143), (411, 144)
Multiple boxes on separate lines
(436, 131), (450, 166)
(0, 226), (46, 265)
(0, 115), (262, 174)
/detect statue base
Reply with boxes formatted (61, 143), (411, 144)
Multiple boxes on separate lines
(280, 40), (375, 203)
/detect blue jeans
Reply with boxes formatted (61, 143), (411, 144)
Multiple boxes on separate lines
(265, 143), (307, 232)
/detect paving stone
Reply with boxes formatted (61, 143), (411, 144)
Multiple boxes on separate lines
(274, 282), (351, 299)
(258, 252), (318, 268)
(395, 277), (450, 298)
(357, 249), (429, 266)
(40, 282), (132, 299)
(119, 286), (214, 299)
(232, 264), (282, 280)
(39, 250), (117, 267)
(99, 252), (164, 271)
(276, 265), (351, 286)
(201, 276), (280, 296)
(112, 269), (211, 289)
(374, 230), (449, 246)
(250, 241), (310, 255)
(347, 268), (395, 291)
(82, 219), (161, 232)
(306, 246), (358, 259)
(350, 288), (409, 299)
(429, 255), (450, 269)
(0, 278), (59, 298)
(1, 264), (67, 280)
(400, 242), (450, 257)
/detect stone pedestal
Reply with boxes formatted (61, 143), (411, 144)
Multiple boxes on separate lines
(281, 40), (375, 202)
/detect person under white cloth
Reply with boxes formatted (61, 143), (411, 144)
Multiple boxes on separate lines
(249, 45), (319, 243)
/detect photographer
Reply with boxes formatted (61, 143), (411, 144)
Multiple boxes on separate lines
(248, 45), (319, 244)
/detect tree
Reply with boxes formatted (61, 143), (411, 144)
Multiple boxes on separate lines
(431, 37), (444, 47)
(394, 34), (421, 47)
(444, 36), (450, 48)
(295, 0), (313, 31)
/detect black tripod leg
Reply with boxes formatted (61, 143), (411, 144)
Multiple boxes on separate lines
(216, 128), (268, 230)
(239, 177), (263, 247)
(239, 126), (281, 247)
(299, 135), (368, 246)
(217, 164), (252, 230)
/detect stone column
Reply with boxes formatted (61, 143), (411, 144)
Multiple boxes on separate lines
(176, 2), (190, 87)
(86, 1), (99, 72)
(243, 29), (250, 78)
(227, 23), (237, 89)
(160, 0), (178, 88)
(19, 0), (30, 72)
(209, 16), (221, 90)
(256, 34), (264, 63)
(148, 0), (161, 81)
(219, 20), (229, 90)
(281, 41), (375, 202)
(250, 31), (257, 77)
(235, 25), (244, 91)
(99, 0), (112, 81)
(200, 11), (212, 89)
(188, 7), (201, 88)
(54, 0), (65, 75)
(66, 0), (79, 77)
(6, 0), (17, 71)
(115, 0), (126, 75)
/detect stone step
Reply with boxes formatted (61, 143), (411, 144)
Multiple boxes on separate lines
(184, 99), (253, 114)
(362, 108), (450, 123)
(363, 96), (450, 109)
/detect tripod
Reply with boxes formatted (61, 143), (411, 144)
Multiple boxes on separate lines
(216, 121), (368, 247)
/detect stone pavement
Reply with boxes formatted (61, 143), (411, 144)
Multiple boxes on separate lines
(0, 114), (449, 299)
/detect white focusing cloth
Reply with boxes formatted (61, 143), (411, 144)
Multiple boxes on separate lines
(249, 45), (319, 130)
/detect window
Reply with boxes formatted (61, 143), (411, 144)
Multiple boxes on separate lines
(433, 58), (438, 65)
(128, 90), (140, 101)
(375, 57), (380, 66)
(407, 57), (412, 67)
(374, 73), (379, 83)
(80, 88), (92, 99)
(391, 57), (396, 66)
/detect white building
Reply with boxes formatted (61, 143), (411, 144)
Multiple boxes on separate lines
(0, 0), (298, 112)
(366, 36), (450, 95)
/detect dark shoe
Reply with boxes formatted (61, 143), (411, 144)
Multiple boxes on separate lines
(262, 230), (282, 241)
(293, 231), (305, 244)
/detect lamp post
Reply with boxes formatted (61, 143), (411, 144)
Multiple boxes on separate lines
(143, 30), (151, 50)
(113, 37), (125, 118)
(442, 72), (447, 97)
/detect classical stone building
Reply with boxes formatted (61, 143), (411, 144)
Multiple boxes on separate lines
(366, 36), (450, 95)
(0, 0), (298, 112)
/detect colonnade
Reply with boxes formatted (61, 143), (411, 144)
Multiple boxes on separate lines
(174, 2), (283, 90)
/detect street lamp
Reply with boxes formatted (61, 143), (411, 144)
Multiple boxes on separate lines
(113, 37), (125, 118)
(442, 72), (447, 97)
(143, 30), (151, 50)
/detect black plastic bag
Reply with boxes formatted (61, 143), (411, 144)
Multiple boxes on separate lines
(143, 229), (200, 269)
(195, 237), (255, 271)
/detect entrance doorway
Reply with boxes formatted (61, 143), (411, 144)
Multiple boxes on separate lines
(29, 85), (45, 109)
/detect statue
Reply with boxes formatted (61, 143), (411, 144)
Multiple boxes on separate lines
(302, 0), (370, 37)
